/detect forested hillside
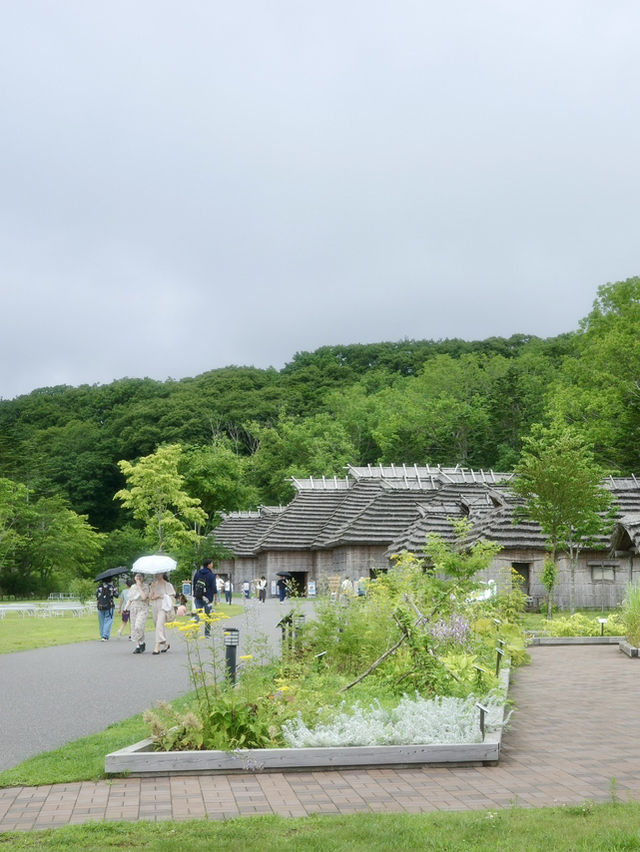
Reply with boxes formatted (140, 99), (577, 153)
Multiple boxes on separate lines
(1, 276), (639, 594)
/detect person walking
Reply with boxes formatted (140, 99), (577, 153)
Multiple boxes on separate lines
(126, 573), (150, 654)
(224, 576), (233, 604)
(192, 558), (216, 637)
(117, 578), (133, 639)
(257, 575), (267, 603)
(216, 573), (224, 604)
(276, 576), (287, 603)
(96, 579), (117, 641)
(149, 572), (176, 654)
(341, 576), (354, 601)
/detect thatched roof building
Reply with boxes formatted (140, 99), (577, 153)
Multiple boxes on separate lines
(213, 464), (640, 609)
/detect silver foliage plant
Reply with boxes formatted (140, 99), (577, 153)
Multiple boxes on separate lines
(281, 692), (506, 749)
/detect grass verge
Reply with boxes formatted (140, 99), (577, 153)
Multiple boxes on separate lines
(0, 691), (197, 788)
(521, 609), (618, 632)
(1, 803), (639, 850)
(0, 605), (244, 654)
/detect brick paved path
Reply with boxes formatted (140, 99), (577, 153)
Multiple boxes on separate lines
(2, 645), (639, 831)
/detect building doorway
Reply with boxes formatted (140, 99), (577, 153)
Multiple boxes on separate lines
(512, 562), (531, 595)
(288, 571), (308, 597)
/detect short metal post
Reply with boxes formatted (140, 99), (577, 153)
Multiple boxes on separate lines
(223, 628), (239, 683)
(476, 702), (488, 739)
(495, 646), (504, 677)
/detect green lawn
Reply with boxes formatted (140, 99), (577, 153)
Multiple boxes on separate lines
(0, 711), (151, 787)
(521, 609), (620, 632)
(0, 604), (244, 654)
(1, 803), (639, 850)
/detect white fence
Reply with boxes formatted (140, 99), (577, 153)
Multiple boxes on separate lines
(0, 601), (96, 619)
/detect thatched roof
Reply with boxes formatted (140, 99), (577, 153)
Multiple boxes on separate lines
(213, 465), (639, 562)
(610, 514), (640, 553)
(214, 506), (284, 557)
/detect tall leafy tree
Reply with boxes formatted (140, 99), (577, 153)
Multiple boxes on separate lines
(0, 477), (104, 595)
(115, 444), (207, 560)
(248, 413), (357, 504)
(513, 420), (613, 613)
(550, 276), (640, 470)
(181, 439), (260, 522)
(27, 495), (106, 590)
(372, 354), (506, 466)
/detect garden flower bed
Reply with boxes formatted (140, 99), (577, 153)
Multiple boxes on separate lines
(105, 667), (510, 775)
(106, 532), (524, 776)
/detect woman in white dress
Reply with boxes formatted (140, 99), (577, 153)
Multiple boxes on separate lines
(149, 572), (176, 654)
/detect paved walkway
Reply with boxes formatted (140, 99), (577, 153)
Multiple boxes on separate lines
(0, 597), (316, 770)
(2, 644), (640, 831)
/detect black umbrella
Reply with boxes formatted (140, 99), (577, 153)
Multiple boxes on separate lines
(277, 571), (292, 577)
(94, 566), (129, 582)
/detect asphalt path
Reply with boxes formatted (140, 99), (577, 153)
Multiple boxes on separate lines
(0, 597), (317, 771)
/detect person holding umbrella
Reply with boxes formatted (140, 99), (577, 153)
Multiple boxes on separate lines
(93, 566), (128, 642)
(128, 555), (177, 654)
(126, 573), (150, 654)
(96, 578), (117, 641)
(276, 572), (290, 603)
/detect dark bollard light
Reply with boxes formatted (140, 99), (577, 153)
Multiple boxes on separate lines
(223, 628), (239, 683)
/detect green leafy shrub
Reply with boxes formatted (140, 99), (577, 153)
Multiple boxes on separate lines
(544, 613), (624, 637)
(68, 578), (97, 603)
(622, 584), (640, 647)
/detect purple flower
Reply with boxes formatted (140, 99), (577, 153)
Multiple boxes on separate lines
(429, 614), (472, 649)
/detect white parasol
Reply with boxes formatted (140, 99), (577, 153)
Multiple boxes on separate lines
(132, 554), (177, 575)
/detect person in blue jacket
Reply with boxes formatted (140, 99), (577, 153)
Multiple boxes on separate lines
(192, 558), (216, 637)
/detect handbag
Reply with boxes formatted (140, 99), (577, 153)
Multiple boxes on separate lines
(161, 593), (173, 613)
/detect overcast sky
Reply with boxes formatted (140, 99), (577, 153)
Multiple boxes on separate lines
(1, 1), (638, 400)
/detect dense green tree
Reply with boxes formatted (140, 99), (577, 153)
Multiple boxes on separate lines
(27, 495), (106, 590)
(0, 478), (29, 586)
(371, 354), (507, 466)
(27, 420), (121, 528)
(115, 444), (208, 560)
(180, 439), (260, 523)
(95, 525), (149, 575)
(513, 420), (613, 613)
(248, 413), (357, 504)
(487, 338), (572, 470)
(325, 382), (385, 464)
(0, 477), (105, 595)
(550, 277), (640, 471)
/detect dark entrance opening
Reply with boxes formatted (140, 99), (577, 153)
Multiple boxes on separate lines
(288, 571), (308, 596)
(511, 562), (531, 594)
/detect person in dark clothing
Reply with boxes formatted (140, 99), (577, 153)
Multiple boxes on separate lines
(192, 558), (216, 637)
(96, 579), (117, 640)
(276, 576), (287, 603)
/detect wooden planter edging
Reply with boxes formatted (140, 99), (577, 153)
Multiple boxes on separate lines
(528, 636), (623, 646)
(105, 668), (509, 777)
(619, 640), (639, 658)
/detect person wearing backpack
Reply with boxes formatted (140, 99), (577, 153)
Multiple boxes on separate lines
(192, 558), (216, 637)
(96, 579), (117, 641)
